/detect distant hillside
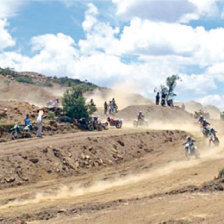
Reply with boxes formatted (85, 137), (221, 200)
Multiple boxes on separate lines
(0, 68), (100, 106)
(0, 67), (98, 89)
(183, 101), (220, 119)
(0, 68), (151, 109)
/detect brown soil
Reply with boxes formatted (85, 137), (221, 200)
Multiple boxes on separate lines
(0, 101), (38, 124)
(0, 129), (186, 190)
(117, 105), (193, 122)
(0, 103), (224, 224)
(1, 124), (224, 224)
(0, 76), (65, 106)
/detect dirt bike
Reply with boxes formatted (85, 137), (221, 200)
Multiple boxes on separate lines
(133, 119), (149, 128)
(184, 143), (200, 160)
(91, 117), (108, 131)
(74, 118), (94, 131)
(96, 121), (108, 131)
(209, 133), (219, 146)
(10, 124), (32, 140)
(201, 126), (210, 137)
(74, 117), (108, 131)
(107, 117), (122, 129)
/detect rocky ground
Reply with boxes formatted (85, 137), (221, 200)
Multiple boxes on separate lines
(0, 124), (224, 224)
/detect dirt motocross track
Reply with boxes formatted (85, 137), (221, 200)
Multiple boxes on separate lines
(1, 118), (224, 224)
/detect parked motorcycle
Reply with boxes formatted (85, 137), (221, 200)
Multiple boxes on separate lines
(10, 124), (32, 140)
(107, 117), (122, 129)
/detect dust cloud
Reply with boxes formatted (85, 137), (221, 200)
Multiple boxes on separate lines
(1, 145), (223, 210)
(123, 120), (199, 134)
(85, 84), (152, 111)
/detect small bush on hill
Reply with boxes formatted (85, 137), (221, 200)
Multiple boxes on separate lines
(16, 76), (34, 84)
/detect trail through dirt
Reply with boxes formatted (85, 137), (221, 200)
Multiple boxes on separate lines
(0, 124), (224, 224)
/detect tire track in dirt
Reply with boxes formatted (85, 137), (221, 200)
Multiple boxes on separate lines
(1, 146), (223, 210)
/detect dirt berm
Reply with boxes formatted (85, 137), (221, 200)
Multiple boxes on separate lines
(0, 130), (186, 189)
(117, 105), (193, 122)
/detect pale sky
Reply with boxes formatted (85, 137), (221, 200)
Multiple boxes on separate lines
(1, 0), (224, 108)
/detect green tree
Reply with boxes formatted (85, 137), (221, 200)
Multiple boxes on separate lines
(62, 85), (97, 120)
(166, 74), (180, 95)
(62, 86), (89, 120)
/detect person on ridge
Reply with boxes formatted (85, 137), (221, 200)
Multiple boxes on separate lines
(137, 111), (144, 121)
(36, 110), (43, 138)
(156, 92), (160, 105)
(104, 101), (108, 115)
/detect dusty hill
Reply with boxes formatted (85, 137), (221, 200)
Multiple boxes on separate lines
(117, 105), (193, 123)
(0, 68), (152, 109)
(0, 68), (99, 106)
(182, 101), (220, 119)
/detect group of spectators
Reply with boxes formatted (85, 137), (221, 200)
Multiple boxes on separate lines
(46, 99), (60, 108)
(104, 98), (118, 115)
(23, 110), (43, 137)
(155, 92), (174, 107)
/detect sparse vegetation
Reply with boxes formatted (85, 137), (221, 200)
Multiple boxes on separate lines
(0, 67), (17, 77)
(48, 111), (56, 120)
(0, 67), (99, 91)
(53, 76), (98, 93)
(16, 76), (34, 84)
(160, 74), (180, 96)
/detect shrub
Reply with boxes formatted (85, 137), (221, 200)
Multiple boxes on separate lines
(16, 76), (34, 84)
(62, 86), (89, 120)
(48, 111), (56, 120)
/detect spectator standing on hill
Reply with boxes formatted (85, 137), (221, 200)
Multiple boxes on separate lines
(104, 101), (108, 115)
(36, 110), (43, 138)
(161, 92), (166, 107)
(112, 98), (118, 113)
(109, 101), (114, 115)
(156, 92), (160, 105)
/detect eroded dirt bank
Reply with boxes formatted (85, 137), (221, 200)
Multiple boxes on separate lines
(0, 129), (186, 190)
(1, 128), (224, 224)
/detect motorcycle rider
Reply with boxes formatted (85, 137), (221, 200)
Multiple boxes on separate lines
(184, 136), (197, 158)
(201, 119), (210, 128)
(198, 115), (204, 124)
(208, 128), (219, 145)
(137, 111), (144, 121)
(201, 118), (210, 136)
(184, 136), (196, 148)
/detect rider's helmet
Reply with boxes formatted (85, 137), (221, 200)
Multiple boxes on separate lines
(186, 136), (191, 141)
